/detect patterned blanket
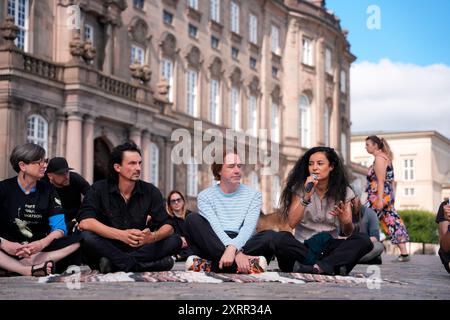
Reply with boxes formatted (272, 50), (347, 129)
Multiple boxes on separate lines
(38, 270), (394, 285)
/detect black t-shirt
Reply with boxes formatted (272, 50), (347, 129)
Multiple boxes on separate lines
(0, 177), (65, 243)
(42, 172), (90, 223)
(436, 200), (450, 231)
(77, 179), (173, 230)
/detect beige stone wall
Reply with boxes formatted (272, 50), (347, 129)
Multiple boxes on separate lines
(0, 0), (354, 214)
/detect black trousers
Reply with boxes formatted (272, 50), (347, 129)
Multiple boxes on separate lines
(438, 247), (450, 274)
(185, 213), (278, 273)
(275, 231), (373, 275)
(80, 231), (182, 272)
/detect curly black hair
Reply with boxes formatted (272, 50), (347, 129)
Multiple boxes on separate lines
(279, 146), (350, 219)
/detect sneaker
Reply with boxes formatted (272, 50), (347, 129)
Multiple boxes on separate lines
(247, 256), (267, 274)
(392, 254), (410, 262)
(185, 255), (212, 272)
(137, 256), (174, 272)
(99, 257), (113, 274)
(292, 261), (319, 274)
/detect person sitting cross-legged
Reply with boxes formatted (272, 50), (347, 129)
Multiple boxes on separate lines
(184, 148), (278, 274)
(436, 199), (450, 274)
(77, 142), (181, 273)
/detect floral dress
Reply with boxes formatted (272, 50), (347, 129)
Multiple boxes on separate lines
(365, 160), (410, 245)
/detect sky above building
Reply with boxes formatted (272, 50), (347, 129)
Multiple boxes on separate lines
(327, 0), (450, 138)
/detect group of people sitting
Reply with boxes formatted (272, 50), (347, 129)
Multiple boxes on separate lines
(0, 141), (448, 277)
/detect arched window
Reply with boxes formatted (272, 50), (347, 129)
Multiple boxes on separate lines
(186, 69), (198, 116)
(272, 175), (280, 209)
(187, 157), (198, 196)
(272, 103), (280, 143)
(249, 171), (259, 191)
(248, 95), (257, 136)
(8, 0), (29, 51)
(27, 115), (48, 152)
(210, 79), (220, 124)
(161, 58), (174, 102)
(230, 86), (240, 130)
(299, 95), (311, 148)
(149, 143), (159, 187)
(324, 103), (331, 146)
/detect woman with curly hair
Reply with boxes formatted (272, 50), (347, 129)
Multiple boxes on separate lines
(365, 135), (410, 262)
(274, 146), (373, 275)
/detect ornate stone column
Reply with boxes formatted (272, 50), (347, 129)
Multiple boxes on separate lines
(129, 127), (142, 148)
(65, 112), (83, 173)
(56, 111), (67, 156)
(82, 115), (95, 183)
(141, 131), (151, 182)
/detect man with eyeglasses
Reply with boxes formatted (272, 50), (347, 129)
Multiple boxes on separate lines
(42, 157), (90, 234)
(0, 143), (81, 276)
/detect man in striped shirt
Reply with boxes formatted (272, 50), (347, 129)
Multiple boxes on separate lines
(185, 149), (277, 273)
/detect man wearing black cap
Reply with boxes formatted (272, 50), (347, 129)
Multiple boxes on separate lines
(44, 157), (90, 234)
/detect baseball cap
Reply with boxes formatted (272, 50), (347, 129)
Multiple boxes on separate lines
(46, 157), (73, 174)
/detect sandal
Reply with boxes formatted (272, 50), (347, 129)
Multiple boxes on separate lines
(31, 260), (55, 277)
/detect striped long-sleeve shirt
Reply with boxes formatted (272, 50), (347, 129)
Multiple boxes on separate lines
(197, 183), (262, 250)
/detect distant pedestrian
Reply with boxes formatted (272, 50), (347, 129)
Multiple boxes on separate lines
(436, 199), (450, 273)
(43, 157), (90, 234)
(364, 135), (410, 262)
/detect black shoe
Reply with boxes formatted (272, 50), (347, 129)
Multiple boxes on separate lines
(99, 257), (113, 274)
(136, 256), (175, 272)
(293, 261), (319, 274)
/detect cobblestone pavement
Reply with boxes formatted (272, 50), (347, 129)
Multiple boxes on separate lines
(0, 254), (448, 300)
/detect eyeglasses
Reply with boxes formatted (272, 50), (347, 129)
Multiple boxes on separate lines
(170, 198), (183, 204)
(29, 158), (49, 166)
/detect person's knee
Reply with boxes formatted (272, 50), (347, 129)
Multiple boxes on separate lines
(164, 234), (183, 251)
(80, 231), (101, 245)
(185, 212), (202, 229)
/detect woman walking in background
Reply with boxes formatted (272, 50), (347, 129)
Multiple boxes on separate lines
(365, 135), (410, 262)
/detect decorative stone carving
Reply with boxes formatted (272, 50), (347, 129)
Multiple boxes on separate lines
(128, 18), (150, 45)
(271, 85), (281, 103)
(141, 64), (152, 83)
(229, 67), (241, 86)
(303, 78), (313, 92)
(129, 60), (143, 80)
(156, 78), (170, 101)
(0, 16), (19, 47)
(129, 62), (151, 84)
(160, 33), (178, 58)
(69, 33), (84, 60)
(209, 57), (223, 78)
(248, 76), (260, 95)
(83, 41), (96, 63)
(185, 45), (202, 68)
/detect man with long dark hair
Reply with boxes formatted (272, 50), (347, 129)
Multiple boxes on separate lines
(276, 146), (373, 275)
(77, 141), (181, 273)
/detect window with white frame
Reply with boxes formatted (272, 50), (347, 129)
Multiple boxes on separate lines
(149, 143), (159, 187)
(210, 0), (220, 22)
(130, 45), (145, 65)
(249, 171), (259, 191)
(188, 0), (198, 10)
(230, 86), (240, 130)
(299, 95), (311, 148)
(186, 69), (198, 116)
(161, 58), (174, 102)
(249, 14), (258, 44)
(340, 70), (346, 93)
(230, 1), (239, 34)
(248, 96), (257, 136)
(302, 37), (313, 66)
(403, 159), (415, 181)
(84, 24), (94, 43)
(133, 0), (145, 9)
(272, 103), (280, 143)
(271, 25), (280, 55)
(27, 115), (48, 152)
(272, 175), (281, 208)
(324, 103), (331, 146)
(187, 158), (198, 196)
(341, 132), (347, 163)
(404, 187), (415, 196)
(209, 79), (220, 124)
(8, 0), (29, 51)
(325, 47), (333, 74)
